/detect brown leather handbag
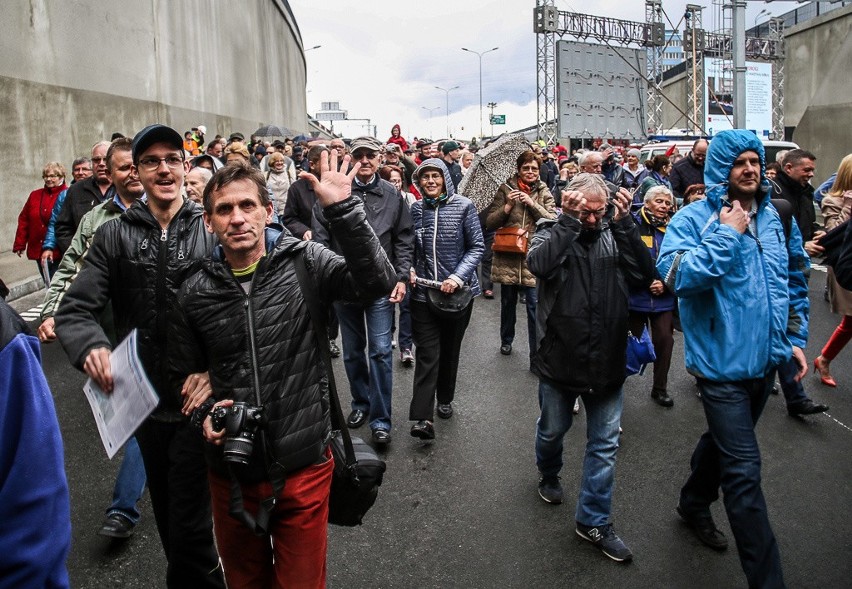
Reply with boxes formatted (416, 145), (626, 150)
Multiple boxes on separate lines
(492, 226), (529, 254)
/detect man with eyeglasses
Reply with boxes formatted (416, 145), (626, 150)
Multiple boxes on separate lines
(55, 125), (225, 588)
(528, 172), (653, 563)
(52, 141), (113, 255)
(313, 136), (414, 445)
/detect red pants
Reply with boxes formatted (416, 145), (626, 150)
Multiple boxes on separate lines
(208, 452), (333, 589)
(822, 315), (852, 361)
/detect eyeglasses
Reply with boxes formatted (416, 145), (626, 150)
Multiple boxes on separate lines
(43, 174), (63, 179)
(578, 208), (607, 219)
(353, 151), (379, 160)
(520, 165), (539, 172)
(137, 155), (184, 171)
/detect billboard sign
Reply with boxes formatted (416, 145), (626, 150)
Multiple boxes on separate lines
(704, 59), (772, 137)
(555, 40), (648, 140)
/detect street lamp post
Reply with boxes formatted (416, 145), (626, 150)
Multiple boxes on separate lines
(435, 85), (459, 138)
(421, 106), (440, 139)
(461, 46), (499, 140)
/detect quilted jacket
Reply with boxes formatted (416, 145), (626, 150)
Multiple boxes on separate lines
(55, 199), (215, 420)
(409, 158), (485, 301)
(171, 197), (396, 481)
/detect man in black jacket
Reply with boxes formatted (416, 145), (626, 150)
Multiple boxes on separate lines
(313, 136), (414, 445)
(528, 172), (654, 563)
(53, 141), (113, 253)
(669, 139), (708, 200)
(171, 155), (395, 588)
(55, 125), (224, 588)
(770, 148), (818, 242)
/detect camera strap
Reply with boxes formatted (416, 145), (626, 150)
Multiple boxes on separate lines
(293, 250), (357, 464)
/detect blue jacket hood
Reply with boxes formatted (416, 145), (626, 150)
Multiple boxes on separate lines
(704, 130), (771, 208)
(413, 158), (456, 198)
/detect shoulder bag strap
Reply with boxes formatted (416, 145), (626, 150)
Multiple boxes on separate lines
(293, 250), (357, 467)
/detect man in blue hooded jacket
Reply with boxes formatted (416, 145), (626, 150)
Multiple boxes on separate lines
(657, 129), (809, 588)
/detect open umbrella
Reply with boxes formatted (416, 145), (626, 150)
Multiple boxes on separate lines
(253, 125), (295, 138)
(457, 133), (532, 212)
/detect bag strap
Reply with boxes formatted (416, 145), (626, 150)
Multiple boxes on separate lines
(293, 250), (357, 468)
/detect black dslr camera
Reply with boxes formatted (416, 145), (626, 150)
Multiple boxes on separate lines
(209, 402), (265, 465)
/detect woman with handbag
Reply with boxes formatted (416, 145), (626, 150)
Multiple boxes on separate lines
(627, 185), (677, 407)
(484, 150), (556, 363)
(408, 159), (484, 440)
(813, 154), (852, 387)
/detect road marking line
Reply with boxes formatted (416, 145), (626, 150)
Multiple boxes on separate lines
(824, 413), (852, 434)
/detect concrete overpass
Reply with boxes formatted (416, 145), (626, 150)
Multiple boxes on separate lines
(1, 0), (308, 295)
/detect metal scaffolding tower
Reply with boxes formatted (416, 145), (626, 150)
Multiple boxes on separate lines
(645, 1), (665, 134)
(534, 0), (558, 144)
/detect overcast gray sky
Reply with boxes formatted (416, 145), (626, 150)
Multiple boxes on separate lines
(289, 1), (802, 142)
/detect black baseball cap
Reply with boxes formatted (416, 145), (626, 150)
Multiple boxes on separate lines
(132, 124), (184, 163)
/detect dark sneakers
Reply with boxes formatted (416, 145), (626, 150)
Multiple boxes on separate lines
(575, 522), (633, 562)
(677, 505), (728, 551)
(538, 475), (564, 505)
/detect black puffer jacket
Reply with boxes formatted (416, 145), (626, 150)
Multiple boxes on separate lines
(55, 199), (215, 420)
(528, 213), (654, 395)
(172, 197), (396, 482)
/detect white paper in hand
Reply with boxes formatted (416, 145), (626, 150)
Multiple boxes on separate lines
(83, 329), (159, 458)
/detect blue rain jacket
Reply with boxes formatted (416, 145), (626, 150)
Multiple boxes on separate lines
(656, 130), (809, 381)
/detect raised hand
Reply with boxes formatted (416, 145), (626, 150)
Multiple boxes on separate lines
(612, 188), (631, 221)
(298, 149), (361, 207)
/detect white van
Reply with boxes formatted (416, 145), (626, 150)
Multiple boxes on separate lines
(639, 139), (798, 164)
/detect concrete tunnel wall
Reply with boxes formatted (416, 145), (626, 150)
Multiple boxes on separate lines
(0, 0), (307, 253)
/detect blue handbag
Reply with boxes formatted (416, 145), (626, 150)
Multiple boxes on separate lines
(626, 326), (656, 376)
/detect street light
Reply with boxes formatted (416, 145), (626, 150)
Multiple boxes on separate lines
(422, 106), (440, 138)
(461, 46), (499, 140)
(435, 85), (459, 138)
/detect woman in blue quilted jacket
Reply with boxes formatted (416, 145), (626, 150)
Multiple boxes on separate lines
(407, 159), (484, 440)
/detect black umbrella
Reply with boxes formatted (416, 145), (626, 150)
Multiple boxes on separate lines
(253, 125), (294, 138)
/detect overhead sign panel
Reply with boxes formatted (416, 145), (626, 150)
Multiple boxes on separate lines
(555, 40), (647, 140)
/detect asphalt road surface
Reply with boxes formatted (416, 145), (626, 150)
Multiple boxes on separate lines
(12, 268), (852, 588)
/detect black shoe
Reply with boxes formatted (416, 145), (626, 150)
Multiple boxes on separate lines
(500, 343), (512, 355)
(410, 420), (435, 440)
(99, 513), (135, 539)
(770, 385), (779, 395)
(436, 403), (453, 419)
(346, 409), (367, 428)
(328, 339), (341, 358)
(538, 475), (563, 505)
(787, 399), (829, 417)
(371, 428), (391, 445)
(519, 294), (527, 305)
(575, 522), (633, 562)
(677, 505), (728, 551)
(651, 389), (674, 407)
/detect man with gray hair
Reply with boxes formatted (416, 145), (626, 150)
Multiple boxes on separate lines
(53, 141), (113, 254)
(529, 172), (654, 562)
(184, 166), (213, 204)
(598, 143), (626, 188)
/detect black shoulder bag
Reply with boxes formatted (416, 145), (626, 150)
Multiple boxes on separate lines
(293, 251), (386, 526)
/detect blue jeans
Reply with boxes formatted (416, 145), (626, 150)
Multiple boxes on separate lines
(535, 380), (623, 528)
(397, 289), (413, 352)
(500, 284), (537, 358)
(106, 436), (147, 524)
(335, 297), (394, 431)
(680, 376), (785, 589)
(777, 355), (808, 408)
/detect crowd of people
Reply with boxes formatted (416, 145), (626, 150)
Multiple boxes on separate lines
(4, 120), (852, 588)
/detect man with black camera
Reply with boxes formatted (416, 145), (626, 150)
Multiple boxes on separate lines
(171, 153), (395, 587)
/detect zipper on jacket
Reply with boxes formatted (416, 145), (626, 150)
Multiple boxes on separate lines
(154, 223), (170, 403)
(431, 204), (440, 281)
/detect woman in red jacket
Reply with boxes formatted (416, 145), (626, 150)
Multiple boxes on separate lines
(387, 123), (409, 152)
(13, 161), (67, 279)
